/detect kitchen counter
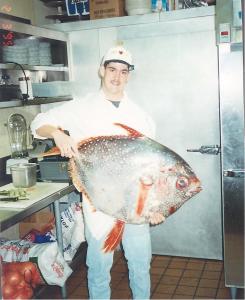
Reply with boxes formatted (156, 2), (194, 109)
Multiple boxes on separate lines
(0, 181), (76, 299)
(0, 182), (75, 232)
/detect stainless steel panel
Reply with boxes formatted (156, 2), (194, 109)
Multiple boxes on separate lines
(218, 43), (244, 287)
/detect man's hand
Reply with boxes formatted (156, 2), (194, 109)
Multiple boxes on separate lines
(36, 125), (79, 158)
(148, 212), (165, 225)
(51, 129), (78, 158)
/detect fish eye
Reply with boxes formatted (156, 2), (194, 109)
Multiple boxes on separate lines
(176, 176), (189, 190)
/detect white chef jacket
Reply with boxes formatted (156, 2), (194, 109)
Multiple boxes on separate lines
(31, 89), (156, 239)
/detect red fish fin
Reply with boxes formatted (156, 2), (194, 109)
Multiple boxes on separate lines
(103, 220), (125, 253)
(41, 146), (61, 157)
(136, 180), (153, 216)
(114, 123), (144, 138)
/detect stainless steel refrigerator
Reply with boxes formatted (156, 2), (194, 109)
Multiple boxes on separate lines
(218, 42), (244, 298)
(216, 0), (244, 297)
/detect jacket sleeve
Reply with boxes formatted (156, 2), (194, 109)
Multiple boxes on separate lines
(30, 99), (78, 139)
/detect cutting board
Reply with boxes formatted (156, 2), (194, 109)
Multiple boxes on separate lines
(0, 182), (69, 209)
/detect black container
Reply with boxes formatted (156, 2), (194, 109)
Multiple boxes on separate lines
(0, 85), (23, 101)
(39, 160), (69, 181)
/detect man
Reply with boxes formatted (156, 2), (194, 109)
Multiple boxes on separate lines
(31, 45), (164, 299)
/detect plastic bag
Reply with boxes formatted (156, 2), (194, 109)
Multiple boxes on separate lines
(52, 202), (85, 261)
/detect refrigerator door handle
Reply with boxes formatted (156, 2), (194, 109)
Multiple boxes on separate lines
(223, 169), (245, 178)
(187, 145), (220, 155)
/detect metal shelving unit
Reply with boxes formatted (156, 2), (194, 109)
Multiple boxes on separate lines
(0, 63), (69, 72)
(0, 95), (73, 109)
(0, 17), (72, 108)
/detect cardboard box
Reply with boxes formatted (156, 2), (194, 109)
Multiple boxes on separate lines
(19, 208), (55, 238)
(90, 0), (125, 20)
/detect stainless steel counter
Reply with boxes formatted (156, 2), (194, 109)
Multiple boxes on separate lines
(0, 182), (75, 232)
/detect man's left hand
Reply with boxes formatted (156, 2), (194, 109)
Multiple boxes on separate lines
(149, 212), (165, 225)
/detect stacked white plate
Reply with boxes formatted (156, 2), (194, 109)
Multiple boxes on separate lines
(16, 38), (40, 65)
(2, 38), (52, 66)
(39, 42), (52, 66)
(28, 46), (40, 65)
(2, 45), (28, 64)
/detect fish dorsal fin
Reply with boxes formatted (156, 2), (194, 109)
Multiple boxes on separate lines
(114, 123), (144, 138)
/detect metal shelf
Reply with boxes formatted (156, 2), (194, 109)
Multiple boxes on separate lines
(0, 95), (72, 108)
(0, 63), (68, 72)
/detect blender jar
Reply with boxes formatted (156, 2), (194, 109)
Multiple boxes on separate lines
(7, 113), (28, 158)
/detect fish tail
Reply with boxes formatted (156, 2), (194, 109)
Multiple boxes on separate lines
(103, 220), (125, 253)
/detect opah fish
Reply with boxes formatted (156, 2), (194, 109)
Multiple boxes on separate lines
(43, 123), (202, 252)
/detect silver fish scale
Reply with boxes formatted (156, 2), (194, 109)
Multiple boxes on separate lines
(72, 136), (201, 223)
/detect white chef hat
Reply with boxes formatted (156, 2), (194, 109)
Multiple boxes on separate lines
(102, 46), (134, 71)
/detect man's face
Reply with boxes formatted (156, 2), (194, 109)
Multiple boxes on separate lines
(101, 62), (129, 98)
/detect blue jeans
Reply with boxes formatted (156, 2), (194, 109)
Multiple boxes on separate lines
(85, 223), (152, 299)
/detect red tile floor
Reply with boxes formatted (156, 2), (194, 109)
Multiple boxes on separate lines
(37, 245), (244, 299)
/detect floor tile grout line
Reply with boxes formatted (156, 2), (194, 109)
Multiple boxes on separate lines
(193, 259), (211, 299)
(170, 256), (191, 299)
(150, 255), (174, 298)
(215, 262), (225, 299)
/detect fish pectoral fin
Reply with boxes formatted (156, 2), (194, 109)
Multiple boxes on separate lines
(136, 179), (153, 216)
(41, 146), (61, 157)
(113, 123), (144, 138)
(103, 220), (125, 253)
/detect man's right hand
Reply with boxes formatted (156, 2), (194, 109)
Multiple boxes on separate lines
(51, 129), (78, 158)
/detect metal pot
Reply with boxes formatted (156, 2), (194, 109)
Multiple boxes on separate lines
(10, 163), (37, 188)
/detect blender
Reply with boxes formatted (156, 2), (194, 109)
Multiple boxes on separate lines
(6, 113), (30, 174)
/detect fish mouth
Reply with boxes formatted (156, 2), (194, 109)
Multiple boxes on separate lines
(190, 186), (202, 196)
(185, 184), (202, 197)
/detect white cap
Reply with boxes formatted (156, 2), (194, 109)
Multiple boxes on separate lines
(102, 46), (134, 70)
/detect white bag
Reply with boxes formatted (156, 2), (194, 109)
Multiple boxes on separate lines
(29, 242), (72, 286)
(53, 202), (85, 261)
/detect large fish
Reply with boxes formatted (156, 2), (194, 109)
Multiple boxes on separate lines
(43, 123), (202, 252)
